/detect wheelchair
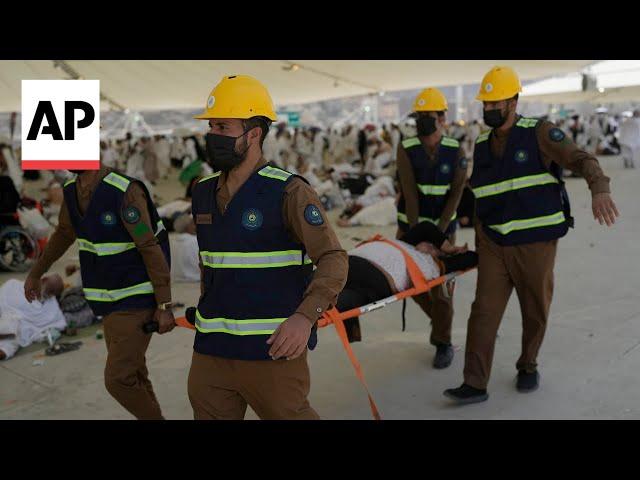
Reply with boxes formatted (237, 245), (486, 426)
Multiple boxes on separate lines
(0, 203), (45, 273)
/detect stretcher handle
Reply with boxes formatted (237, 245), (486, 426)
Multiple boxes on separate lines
(142, 307), (197, 333)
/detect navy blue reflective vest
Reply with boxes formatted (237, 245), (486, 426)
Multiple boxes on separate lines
(63, 171), (171, 316)
(470, 117), (573, 246)
(191, 164), (315, 361)
(397, 136), (460, 235)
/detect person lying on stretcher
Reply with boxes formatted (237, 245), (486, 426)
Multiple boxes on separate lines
(337, 221), (478, 343)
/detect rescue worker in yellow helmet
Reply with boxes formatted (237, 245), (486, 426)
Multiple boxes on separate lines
(188, 75), (348, 420)
(395, 87), (468, 369)
(444, 66), (619, 404)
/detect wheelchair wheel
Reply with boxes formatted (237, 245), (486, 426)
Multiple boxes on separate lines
(0, 226), (41, 272)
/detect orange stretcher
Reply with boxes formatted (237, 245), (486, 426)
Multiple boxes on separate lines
(165, 234), (473, 420)
(317, 235), (472, 420)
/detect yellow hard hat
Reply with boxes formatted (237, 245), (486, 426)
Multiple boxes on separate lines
(194, 75), (277, 121)
(413, 87), (448, 112)
(476, 66), (522, 102)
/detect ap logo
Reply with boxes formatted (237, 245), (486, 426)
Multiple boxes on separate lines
(21, 80), (100, 170)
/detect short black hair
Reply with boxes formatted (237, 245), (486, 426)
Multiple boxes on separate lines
(242, 116), (272, 147)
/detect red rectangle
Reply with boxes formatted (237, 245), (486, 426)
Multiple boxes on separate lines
(22, 160), (100, 170)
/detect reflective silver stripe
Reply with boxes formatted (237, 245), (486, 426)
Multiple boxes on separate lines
(195, 310), (286, 335)
(77, 238), (136, 256)
(83, 281), (154, 302)
(198, 172), (222, 183)
(200, 250), (306, 269)
(476, 131), (491, 144)
(258, 166), (292, 181)
(63, 177), (76, 188)
(398, 212), (426, 224)
(402, 137), (420, 148)
(488, 211), (566, 235)
(77, 238), (97, 254)
(441, 137), (459, 148)
(472, 173), (559, 199)
(259, 166), (291, 181)
(195, 320), (283, 335)
(103, 172), (131, 192)
(77, 221), (165, 257)
(397, 212), (456, 224)
(303, 254), (312, 265)
(417, 184), (450, 195)
(516, 117), (539, 128)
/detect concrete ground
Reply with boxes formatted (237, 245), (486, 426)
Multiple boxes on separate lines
(1, 155), (638, 419)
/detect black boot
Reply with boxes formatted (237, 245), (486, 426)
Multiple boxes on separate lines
(433, 344), (454, 369)
(443, 384), (489, 404)
(516, 370), (540, 392)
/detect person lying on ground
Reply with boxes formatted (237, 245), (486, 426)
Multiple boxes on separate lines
(338, 175), (396, 226)
(0, 274), (66, 360)
(56, 267), (98, 329)
(337, 197), (398, 228)
(296, 159), (346, 211)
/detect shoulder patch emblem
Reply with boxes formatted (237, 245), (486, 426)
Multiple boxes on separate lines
(123, 206), (141, 224)
(304, 204), (324, 226)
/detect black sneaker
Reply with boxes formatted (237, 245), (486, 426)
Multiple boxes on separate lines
(433, 344), (454, 369)
(443, 384), (489, 404)
(516, 370), (540, 392)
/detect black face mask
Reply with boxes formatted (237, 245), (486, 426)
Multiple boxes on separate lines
(483, 107), (508, 128)
(416, 115), (438, 136)
(205, 130), (250, 172)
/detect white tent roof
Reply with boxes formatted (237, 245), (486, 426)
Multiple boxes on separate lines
(521, 85), (640, 104)
(521, 61), (640, 104)
(0, 60), (594, 112)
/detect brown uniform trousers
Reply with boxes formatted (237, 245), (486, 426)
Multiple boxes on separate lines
(412, 232), (456, 347)
(464, 225), (557, 390)
(103, 309), (164, 420)
(188, 350), (320, 420)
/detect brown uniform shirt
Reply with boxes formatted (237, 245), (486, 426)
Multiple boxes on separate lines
(396, 135), (468, 233)
(29, 167), (172, 304)
(488, 116), (611, 194)
(197, 160), (348, 325)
